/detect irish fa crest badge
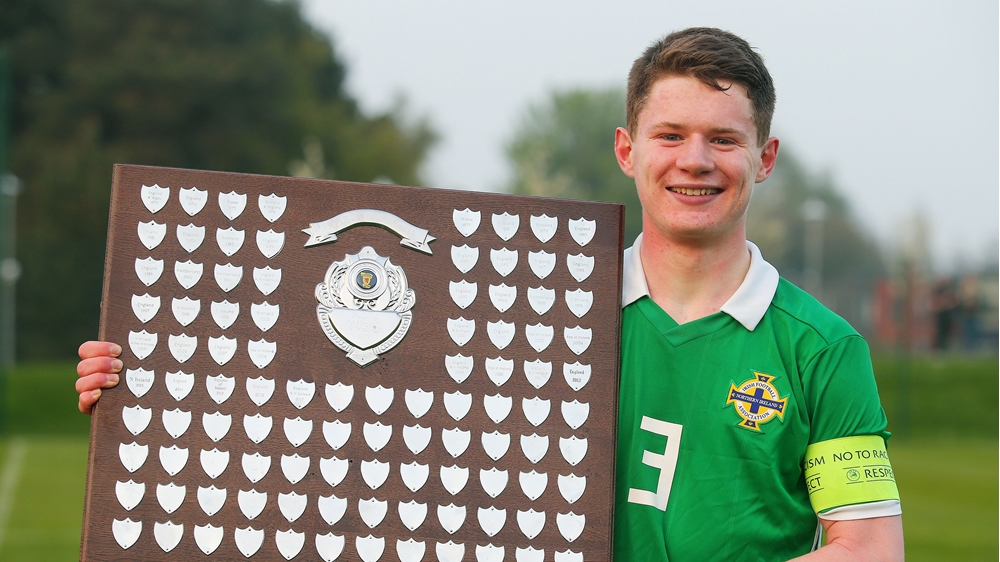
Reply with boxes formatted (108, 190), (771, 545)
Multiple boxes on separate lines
(305, 209), (433, 367)
(726, 371), (788, 431)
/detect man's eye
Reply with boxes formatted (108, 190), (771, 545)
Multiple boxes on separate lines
(660, 134), (681, 141)
(713, 138), (734, 145)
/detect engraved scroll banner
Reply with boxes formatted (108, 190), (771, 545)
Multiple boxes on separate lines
(303, 209), (436, 254)
(84, 165), (624, 561)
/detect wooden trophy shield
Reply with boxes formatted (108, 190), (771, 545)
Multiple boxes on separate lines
(81, 164), (624, 561)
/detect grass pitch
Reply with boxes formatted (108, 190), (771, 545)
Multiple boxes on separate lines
(0, 437), (89, 561)
(892, 437), (998, 561)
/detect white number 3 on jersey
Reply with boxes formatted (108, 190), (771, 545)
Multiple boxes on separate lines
(627, 416), (683, 511)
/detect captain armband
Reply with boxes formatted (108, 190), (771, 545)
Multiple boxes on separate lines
(802, 435), (899, 515)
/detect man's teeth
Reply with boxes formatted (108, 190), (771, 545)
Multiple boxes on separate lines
(670, 187), (719, 195)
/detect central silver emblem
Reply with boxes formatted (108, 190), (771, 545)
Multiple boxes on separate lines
(315, 246), (415, 366)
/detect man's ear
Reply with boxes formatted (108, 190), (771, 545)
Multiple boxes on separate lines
(755, 136), (780, 183)
(614, 127), (635, 178)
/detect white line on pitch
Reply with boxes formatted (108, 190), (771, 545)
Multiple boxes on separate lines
(0, 438), (28, 552)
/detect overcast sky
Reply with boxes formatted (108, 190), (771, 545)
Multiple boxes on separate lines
(302, 1), (998, 271)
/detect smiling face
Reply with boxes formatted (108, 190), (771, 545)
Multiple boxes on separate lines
(615, 75), (779, 245)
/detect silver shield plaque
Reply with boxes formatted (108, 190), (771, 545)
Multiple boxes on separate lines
(315, 246), (416, 366)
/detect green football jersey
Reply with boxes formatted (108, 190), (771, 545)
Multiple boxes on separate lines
(614, 242), (890, 562)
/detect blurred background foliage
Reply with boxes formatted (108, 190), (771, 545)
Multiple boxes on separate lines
(746, 146), (885, 330)
(1, 0), (436, 359)
(507, 88), (643, 243)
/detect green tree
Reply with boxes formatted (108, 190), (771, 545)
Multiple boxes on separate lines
(506, 87), (642, 243)
(1, 0), (436, 358)
(748, 149), (884, 331)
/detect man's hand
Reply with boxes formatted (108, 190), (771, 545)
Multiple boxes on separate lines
(77, 341), (123, 414)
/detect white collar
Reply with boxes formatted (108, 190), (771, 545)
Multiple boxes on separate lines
(621, 233), (780, 331)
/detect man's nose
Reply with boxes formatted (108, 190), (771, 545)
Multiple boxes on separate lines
(675, 138), (714, 175)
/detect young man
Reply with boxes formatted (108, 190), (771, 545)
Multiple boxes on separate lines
(78, 27), (903, 561)
(610, 28), (903, 560)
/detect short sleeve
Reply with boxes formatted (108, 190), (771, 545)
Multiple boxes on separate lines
(802, 335), (889, 445)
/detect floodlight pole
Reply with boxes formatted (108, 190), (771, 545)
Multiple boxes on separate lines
(0, 174), (18, 371)
(802, 199), (827, 301)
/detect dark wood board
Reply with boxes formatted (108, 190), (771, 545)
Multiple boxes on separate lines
(82, 164), (624, 561)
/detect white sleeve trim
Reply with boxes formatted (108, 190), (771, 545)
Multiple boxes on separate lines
(818, 500), (902, 521)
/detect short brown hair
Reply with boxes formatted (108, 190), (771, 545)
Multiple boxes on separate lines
(626, 27), (776, 145)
